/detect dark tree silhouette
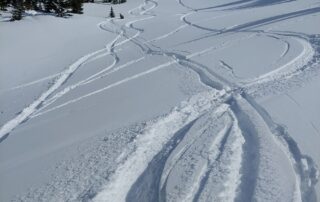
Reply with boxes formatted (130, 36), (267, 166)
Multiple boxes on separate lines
(11, 5), (23, 20)
(70, 0), (83, 14)
(109, 6), (115, 18)
(0, 0), (8, 10)
(1, 0), (126, 21)
(24, 0), (33, 9)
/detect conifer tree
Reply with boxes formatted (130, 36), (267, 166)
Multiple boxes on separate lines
(24, 0), (33, 10)
(70, 0), (83, 14)
(109, 6), (115, 18)
(53, 0), (65, 17)
(0, 0), (8, 10)
(11, 7), (23, 20)
(44, 0), (54, 12)
(11, 8), (22, 20)
(31, 0), (40, 11)
(11, 0), (23, 21)
(119, 13), (124, 19)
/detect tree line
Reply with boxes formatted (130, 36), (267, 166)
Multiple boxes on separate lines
(0, 0), (126, 21)
(103, 0), (126, 4)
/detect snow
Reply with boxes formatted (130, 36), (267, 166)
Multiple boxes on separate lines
(1, 0), (320, 201)
(93, 90), (225, 202)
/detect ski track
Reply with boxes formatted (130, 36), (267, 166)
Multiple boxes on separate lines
(31, 58), (179, 118)
(93, 92), (228, 202)
(0, 0), (158, 139)
(2, 0), (319, 200)
(92, 0), (319, 201)
(0, 44), (116, 141)
(31, 0), (158, 115)
(242, 36), (314, 86)
(0, 73), (60, 94)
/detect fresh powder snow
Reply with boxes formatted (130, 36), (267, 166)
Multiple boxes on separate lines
(0, 0), (320, 201)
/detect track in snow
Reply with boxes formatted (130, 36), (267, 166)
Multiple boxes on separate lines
(2, 0), (320, 201)
(90, 0), (319, 202)
(91, 0), (320, 201)
(0, 0), (158, 142)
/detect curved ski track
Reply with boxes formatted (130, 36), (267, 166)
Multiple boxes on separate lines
(1, 0), (319, 201)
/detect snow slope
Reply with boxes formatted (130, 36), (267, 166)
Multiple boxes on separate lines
(0, 0), (320, 201)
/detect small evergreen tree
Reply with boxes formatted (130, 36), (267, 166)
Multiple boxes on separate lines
(109, 6), (114, 18)
(31, 0), (40, 11)
(44, 0), (54, 12)
(119, 13), (123, 19)
(11, 0), (23, 21)
(52, 0), (65, 17)
(11, 7), (23, 20)
(70, 0), (83, 14)
(24, 0), (33, 10)
(37, 0), (44, 11)
(0, 0), (8, 10)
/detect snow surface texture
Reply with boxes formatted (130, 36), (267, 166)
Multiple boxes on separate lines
(0, 0), (320, 201)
